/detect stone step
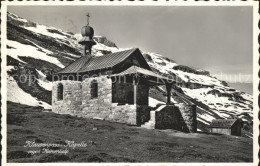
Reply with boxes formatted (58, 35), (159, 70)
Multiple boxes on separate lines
(141, 123), (155, 129)
(141, 111), (156, 129)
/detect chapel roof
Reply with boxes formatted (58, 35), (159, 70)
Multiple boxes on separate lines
(57, 48), (140, 74)
(57, 55), (90, 74)
(111, 65), (174, 82)
(78, 48), (138, 73)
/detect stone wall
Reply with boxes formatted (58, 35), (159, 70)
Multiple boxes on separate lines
(154, 106), (187, 131)
(110, 104), (137, 125)
(80, 76), (140, 125)
(136, 106), (151, 126)
(52, 76), (150, 126)
(51, 77), (196, 130)
(153, 104), (196, 132)
(176, 103), (197, 133)
(137, 84), (149, 105)
(81, 76), (112, 119)
(52, 80), (82, 115)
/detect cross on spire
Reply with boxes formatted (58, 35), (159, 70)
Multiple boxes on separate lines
(86, 13), (90, 25)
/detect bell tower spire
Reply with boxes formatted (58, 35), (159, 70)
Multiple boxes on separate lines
(78, 13), (96, 56)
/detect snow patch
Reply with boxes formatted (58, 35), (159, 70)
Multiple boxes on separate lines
(149, 97), (164, 107)
(182, 87), (252, 119)
(198, 113), (215, 122)
(197, 118), (210, 125)
(7, 66), (15, 71)
(37, 79), (52, 91)
(24, 25), (67, 40)
(7, 75), (51, 109)
(7, 40), (64, 68)
(36, 69), (46, 78)
(36, 70), (52, 91)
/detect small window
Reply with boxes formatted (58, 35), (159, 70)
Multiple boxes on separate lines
(90, 80), (98, 98)
(57, 83), (63, 100)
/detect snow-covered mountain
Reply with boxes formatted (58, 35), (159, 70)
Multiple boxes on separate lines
(5, 12), (253, 134)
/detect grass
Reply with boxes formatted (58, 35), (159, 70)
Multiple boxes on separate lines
(7, 101), (253, 163)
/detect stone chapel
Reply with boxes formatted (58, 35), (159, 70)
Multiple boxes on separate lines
(51, 16), (197, 132)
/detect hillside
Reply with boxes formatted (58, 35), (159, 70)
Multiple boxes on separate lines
(7, 102), (253, 162)
(6, 12), (253, 134)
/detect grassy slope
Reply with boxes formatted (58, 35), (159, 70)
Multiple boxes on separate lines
(7, 101), (253, 163)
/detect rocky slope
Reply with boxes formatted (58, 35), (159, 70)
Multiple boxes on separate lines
(6, 12), (253, 134)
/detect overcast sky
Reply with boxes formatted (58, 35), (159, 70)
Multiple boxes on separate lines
(8, 6), (253, 84)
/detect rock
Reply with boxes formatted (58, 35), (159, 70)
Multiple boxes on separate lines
(93, 36), (117, 48)
(172, 65), (210, 76)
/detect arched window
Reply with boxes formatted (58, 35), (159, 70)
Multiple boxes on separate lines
(90, 80), (98, 98)
(57, 83), (63, 101)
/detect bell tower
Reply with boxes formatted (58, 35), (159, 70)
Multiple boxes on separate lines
(78, 13), (96, 56)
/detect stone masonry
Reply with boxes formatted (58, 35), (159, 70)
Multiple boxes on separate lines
(176, 103), (197, 132)
(52, 76), (196, 132)
(142, 104), (196, 133)
(52, 76), (151, 125)
(52, 80), (82, 115)
(81, 76), (112, 119)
